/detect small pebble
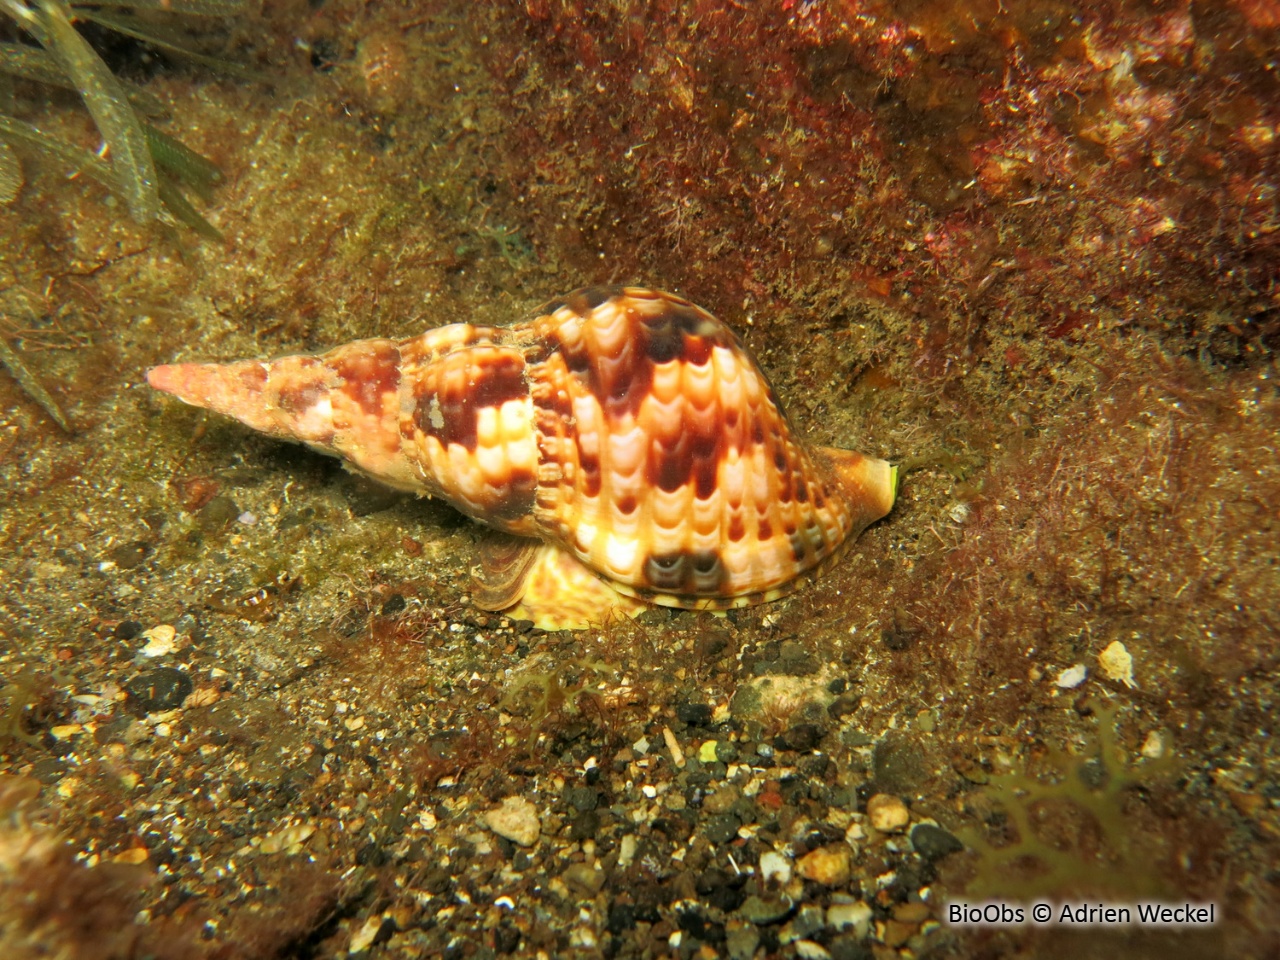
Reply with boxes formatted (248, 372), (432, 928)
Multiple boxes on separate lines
(349, 915), (384, 954)
(738, 894), (795, 925)
(1141, 729), (1166, 759)
(259, 822), (315, 855)
(775, 722), (824, 752)
(829, 933), (874, 960)
(826, 901), (872, 938)
(725, 923), (759, 960)
(1056, 663), (1088, 688)
(483, 796), (541, 847)
(108, 540), (151, 570)
(676, 701), (713, 726)
(866, 793), (910, 833)
(125, 667), (192, 713)
(566, 785), (598, 812)
(139, 624), (177, 658)
(881, 918), (916, 948)
(892, 902), (931, 923)
(785, 904), (826, 940)
(1098, 640), (1137, 688)
(795, 941), (832, 960)
(617, 834), (638, 867)
(909, 822), (964, 861)
(759, 850), (792, 885)
(704, 812), (741, 844)
(703, 784), (741, 815)
(796, 844), (852, 886)
(562, 862), (604, 896)
(662, 725), (685, 767)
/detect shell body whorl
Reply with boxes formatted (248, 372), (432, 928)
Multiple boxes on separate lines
(148, 286), (896, 622)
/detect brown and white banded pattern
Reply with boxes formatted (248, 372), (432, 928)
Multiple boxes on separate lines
(147, 286), (897, 629)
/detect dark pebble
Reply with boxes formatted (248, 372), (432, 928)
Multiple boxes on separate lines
(29, 758), (66, 784)
(775, 722), (824, 752)
(737, 894), (794, 925)
(93, 716), (135, 745)
(677, 906), (725, 943)
(380, 594), (407, 616)
(829, 934), (874, 960)
(566, 785), (598, 812)
(703, 812), (741, 844)
(114, 620), (143, 640)
(197, 495), (240, 530)
(422, 868), (452, 894)
(911, 823), (965, 861)
(873, 731), (930, 793)
(403, 841), (426, 862)
(607, 902), (638, 934)
(697, 869), (747, 913)
(715, 741), (739, 764)
(494, 923), (521, 954)
(696, 630), (731, 661)
(885, 861), (933, 898)
(828, 693), (861, 718)
(653, 814), (694, 843)
(370, 918), (396, 948)
(125, 668), (193, 713)
(798, 754), (832, 779)
(355, 841), (388, 866)
(788, 904), (825, 939)
(568, 810), (600, 841)
(108, 540), (151, 570)
(676, 701), (713, 726)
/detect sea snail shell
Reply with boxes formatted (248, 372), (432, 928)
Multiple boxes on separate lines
(148, 286), (897, 629)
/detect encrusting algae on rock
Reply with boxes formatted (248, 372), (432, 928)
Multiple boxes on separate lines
(148, 286), (896, 629)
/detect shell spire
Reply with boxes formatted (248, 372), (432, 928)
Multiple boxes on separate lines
(148, 286), (897, 628)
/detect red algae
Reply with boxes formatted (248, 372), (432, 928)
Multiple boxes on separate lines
(477, 0), (1277, 358)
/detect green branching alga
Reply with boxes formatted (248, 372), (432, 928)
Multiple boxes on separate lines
(959, 701), (1181, 900)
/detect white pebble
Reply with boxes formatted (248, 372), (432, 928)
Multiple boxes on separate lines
(1098, 640), (1137, 688)
(759, 850), (792, 885)
(795, 941), (832, 959)
(349, 915), (384, 954)
(866, 793), (910, 833)
(1055, 663), (1088, 689)
(827, 901), (872, 938)
(139, 624), (177, 658)
(1141, 730), (1166, 759)
(483, 796), (541, 847)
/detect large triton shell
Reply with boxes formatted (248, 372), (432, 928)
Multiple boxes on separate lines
(148, 286), (897, 629)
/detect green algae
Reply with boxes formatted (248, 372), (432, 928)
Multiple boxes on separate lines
(0, 0), (243, 234)
(959, 701), (1182, 900)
